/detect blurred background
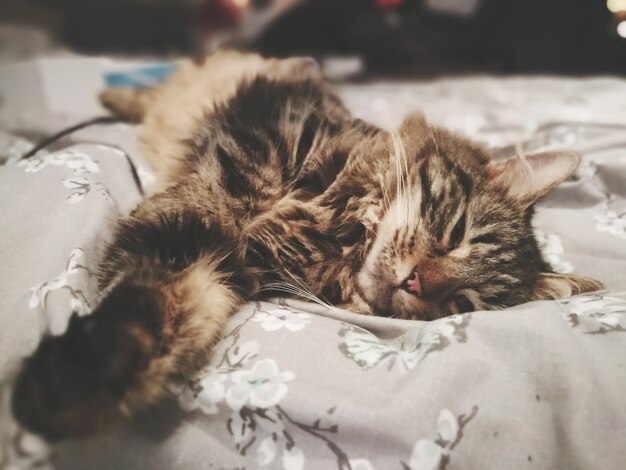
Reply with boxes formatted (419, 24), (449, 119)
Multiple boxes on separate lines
(1, 0), (626, 78)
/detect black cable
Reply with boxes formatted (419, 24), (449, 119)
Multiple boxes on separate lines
(20, 115), (145, 196)
(20, 116), (123, 160)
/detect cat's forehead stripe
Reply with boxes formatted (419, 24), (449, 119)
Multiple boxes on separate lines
(418, 162), (431, 217)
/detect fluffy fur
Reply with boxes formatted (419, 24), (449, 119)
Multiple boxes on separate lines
(13, 51), (602, 440)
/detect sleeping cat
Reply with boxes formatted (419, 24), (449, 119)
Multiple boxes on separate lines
(12, 51), (602, 440)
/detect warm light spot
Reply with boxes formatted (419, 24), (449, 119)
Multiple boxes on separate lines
(618, 21), (626, 38)
(232, 0), (249, 8)
(607, 0), (626, 13)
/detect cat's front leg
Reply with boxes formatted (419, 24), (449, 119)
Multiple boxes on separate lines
(12, 210), (255, 441)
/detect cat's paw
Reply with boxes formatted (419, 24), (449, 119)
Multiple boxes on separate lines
(12, 283), (163, 441)
(99, 88), (150, 122)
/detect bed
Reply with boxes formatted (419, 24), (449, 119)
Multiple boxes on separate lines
(1, 75), (625, 470)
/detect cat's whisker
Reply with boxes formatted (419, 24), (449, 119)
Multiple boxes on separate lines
(285, 281), (334, 309)
(378, 173), (391, 212)
(261, 285), (322, 305)
(397, 134), (413, 223)
(260, 281), (336, 310)
(282, 270), (336, 310)
(391, 134), (401, 221)
(392, 132), (402, 220)
(514, 141), (534, 180)
(390, 130), (406, 225)
(428, 126), (441, 159)
(398, 131), (412, 224)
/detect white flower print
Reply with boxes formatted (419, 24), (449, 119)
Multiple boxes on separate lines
(63, 176), (91, 202)
(339, 328), (398, 370)
(226, 359), (295, 411)
(18, 150), (98, 175)
(226, 339), (260, 368)
(595, 210), (626, 239)
(349, 458), (376, 470)
(405, 406), (478, 470)
(228, 408), (255, 448)
(174, 305), (346, 467)
(579, 156), (626, 239)
(257, 436), (277, 466)
(178, 372), (227, 415)
(534, 230), (573, 273)
(580, 157), (626, 239)
(409, 439), (443, 470)
(223, 407), (321, 467)
(254, 407), (285, 434)
(177, 340), (260, 415)
(339, 314), (470, 372)
(0, 133), (46, 164)
(252, 307), (311, 332)
(559, 292), (626, 334)
(579, 160), (597, 180)
(28, 248), (89, 314)
(436, 409), (459, 442)
(0, 431), (52, 470)
(61, 175), (110, 203)
(282, 447), (305, 470)
(17, 149), (108, 204)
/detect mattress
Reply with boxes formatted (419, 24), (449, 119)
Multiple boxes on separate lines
(1, 76), (625, 470)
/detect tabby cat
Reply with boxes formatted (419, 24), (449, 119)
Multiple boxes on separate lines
(12, 51), (602, 440)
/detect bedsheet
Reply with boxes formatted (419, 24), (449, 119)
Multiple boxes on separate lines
(1, 76), (626, 470)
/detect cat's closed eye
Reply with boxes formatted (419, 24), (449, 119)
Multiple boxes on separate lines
(434, 212), (467, 255)
(470, 233), (499, 245)
(448, 212), (466, 250)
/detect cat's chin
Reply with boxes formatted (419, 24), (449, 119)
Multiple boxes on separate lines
(341, 292), (375, 315)
(388, 297), (446, 321)
(353, 271), (392, 315)
(353, 275), (442, 320)
(355, 264), (451, 320)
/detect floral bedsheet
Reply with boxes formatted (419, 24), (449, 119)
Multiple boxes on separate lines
(1, 76), (626, 470)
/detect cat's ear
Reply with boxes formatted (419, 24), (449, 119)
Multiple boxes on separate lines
(533, 272), (603, 300)
(487, 150), (580, 206)
(398, 113), (429, 140)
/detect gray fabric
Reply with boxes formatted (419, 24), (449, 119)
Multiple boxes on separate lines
(1, 77), (626, 470)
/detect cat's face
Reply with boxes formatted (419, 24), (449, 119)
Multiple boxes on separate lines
(355, 115), (602, 319)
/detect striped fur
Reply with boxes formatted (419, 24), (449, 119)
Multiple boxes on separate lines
(13, 52), (602, 440)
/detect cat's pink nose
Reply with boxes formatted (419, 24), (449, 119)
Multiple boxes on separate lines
(402, 271), (422, 297)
